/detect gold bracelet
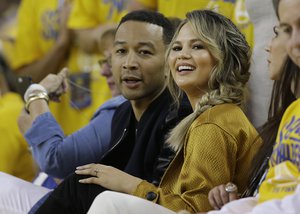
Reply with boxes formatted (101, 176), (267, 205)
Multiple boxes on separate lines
(25, 92), (49, 112)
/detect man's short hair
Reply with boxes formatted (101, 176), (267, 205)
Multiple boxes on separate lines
(118, 10), (175, 45)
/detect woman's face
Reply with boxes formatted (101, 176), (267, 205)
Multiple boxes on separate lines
(265, 25), (288, 80)
(168, 22), (216, 100)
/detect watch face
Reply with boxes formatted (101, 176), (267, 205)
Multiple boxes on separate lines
(15, 76), (33, 99)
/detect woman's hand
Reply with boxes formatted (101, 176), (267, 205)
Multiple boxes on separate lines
(40, 68), (68, 101)
(75, 163), (143, 194)
(208, 183), (239, 210)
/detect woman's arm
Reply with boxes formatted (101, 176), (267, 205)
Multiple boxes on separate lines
(75, 124), (238, 212)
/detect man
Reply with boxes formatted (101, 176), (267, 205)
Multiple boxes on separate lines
(28, 10), (191, 214)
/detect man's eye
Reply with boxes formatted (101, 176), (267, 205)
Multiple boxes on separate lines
(139, 50), (152, 55)
(171, 46), (181, 51)
(116, 49), (126, 54)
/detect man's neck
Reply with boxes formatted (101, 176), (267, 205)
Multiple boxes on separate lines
(130, 87), (166, 121)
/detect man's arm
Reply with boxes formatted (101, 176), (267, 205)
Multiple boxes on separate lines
(127, 0), (157, 11)
(15, 38), (71, 83)
(72, 24), (116, 54)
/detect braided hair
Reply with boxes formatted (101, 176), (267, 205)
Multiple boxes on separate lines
(166, 10), (251, 150)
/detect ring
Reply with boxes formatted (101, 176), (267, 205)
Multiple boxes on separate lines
(94, 169), (100, 177)
(225, 182), (238, 193)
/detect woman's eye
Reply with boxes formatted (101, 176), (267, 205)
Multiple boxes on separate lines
(193, 44), (204, 50)
(281, 26), (292, 36)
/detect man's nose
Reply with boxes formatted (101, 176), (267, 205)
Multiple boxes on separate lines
(122, 52), (138, 70)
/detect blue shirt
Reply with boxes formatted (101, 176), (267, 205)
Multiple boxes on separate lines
(25, 95), (126, 178)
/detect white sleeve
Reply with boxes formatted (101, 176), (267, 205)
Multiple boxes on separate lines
(248, 185), (300, 214)
(208, 185), (300, 214)
(0, 172), (51, 214)
(88, 191), (176, 214)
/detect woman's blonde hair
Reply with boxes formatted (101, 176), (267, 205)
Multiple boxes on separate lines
(166, 10), (251, 150)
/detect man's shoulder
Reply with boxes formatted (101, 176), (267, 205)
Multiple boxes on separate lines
(115, 100), (132, 113)
(112, 100), (133, 123)
(91, 96), (127, 120)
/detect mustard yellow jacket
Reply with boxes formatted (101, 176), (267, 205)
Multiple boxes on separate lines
(133, 104), (262, 212)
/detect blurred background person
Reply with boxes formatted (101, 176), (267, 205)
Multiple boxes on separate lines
(0, 0), (20, 63)
(128, 0), (253, 48)
(68, 0), (128, 54)
(0, 54), (37, 181)
(3, 0), (127, 135)
(245, 0), (277, 127)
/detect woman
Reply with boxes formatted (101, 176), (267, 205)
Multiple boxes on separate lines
(208, 8), (300, 212)
(89, 8), (300, 214)
(75, 9), (261, 213)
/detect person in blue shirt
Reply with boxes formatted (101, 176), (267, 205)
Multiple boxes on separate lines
(23, 93), (125, 178)
(18, 28), (126, 179)
(0, 28), (126, 214)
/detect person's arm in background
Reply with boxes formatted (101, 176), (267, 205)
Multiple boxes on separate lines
(72, 25), (116, 54)
(68, 0), (126, 54)
(18, 69), (126, 178)
(127, 0), (157, 11)
(13, 0), (72, 82)
(24, 102), (120, 179)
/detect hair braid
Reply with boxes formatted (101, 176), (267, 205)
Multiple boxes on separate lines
(166, 10), (251, 151)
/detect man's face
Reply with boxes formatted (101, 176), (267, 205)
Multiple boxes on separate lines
(279, 0), (300, 67)
(111, 21), (167, 103)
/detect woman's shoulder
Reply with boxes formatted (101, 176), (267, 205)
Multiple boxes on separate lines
(195, 103), (246, 124)
(191, 103), (258, 140)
